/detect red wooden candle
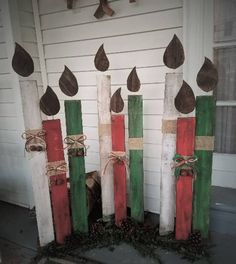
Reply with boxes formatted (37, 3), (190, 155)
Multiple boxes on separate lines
(43, 119), (71, 244)
(175, 117), (195, 240)
(111, 115), (127, 225)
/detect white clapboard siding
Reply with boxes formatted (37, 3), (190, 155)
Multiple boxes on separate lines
(0, 129), (19, 143)
(0, 58), (11, 73)
(38, 0), (183, 214)
(19, 11), (35, 28)
(0, 27), (5, 43)
(0, 43), (8, 59)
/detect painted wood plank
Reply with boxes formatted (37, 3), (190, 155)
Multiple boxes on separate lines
(43, 119), (71, 244)
(18, 0), (33, 12)
(21, 27), (36, 43)
(19, 11), (34, 28)
(0, 58), (11, 74)
(0, 27), (5, 43)
(159, 73), (182, 235)
(44, 28), (182, 59)
(64, 100), (88, 233)
(20, 80), (54, 246)
(0, 43), (8, 58)
(42, 9), (182, 44)
(193, 96), (215, 238)
(41, 0), (182, 29)
(97, 75), (114, 220)
(128, 95), (144, 222)
(175, 117), (195, 240)
(0, 103), (16, 117)
(111, 114), (127, 225)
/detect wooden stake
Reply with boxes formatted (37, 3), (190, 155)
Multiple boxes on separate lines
(111, 115), (127, 225)
(43, 119), (71, 244)
(97, 75), (114, 220)
(128, 95), (144, 222)
(65, 100), (88, 233)
(193, 96), (215, 237)
(20, 81), (54, 246)
(159, 73), (182, 235)
(175, 117), (195, 240)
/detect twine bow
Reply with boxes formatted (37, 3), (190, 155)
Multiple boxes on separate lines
(46, 161), (67, 177)
(64, 134), (88, 155)
(172, 154), (198, 178)
(102, 151), (129, 176)
(21, 129), (46, 152)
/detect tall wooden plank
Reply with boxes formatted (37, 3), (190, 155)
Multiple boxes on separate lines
(65, 100), (88, 233)
(193, 96), (215, 238)
(97, 75), (114, 220)
(111, 115), (127, 225)
(128, 95), (144, 222)
(20, 80), (54, 246)
(160, 73), (182, 235)
(175, 117), (195, 240)
(43, 119), (71, 244)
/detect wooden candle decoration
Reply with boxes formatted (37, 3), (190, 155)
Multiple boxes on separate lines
(20, 81), (54, 246)
(59, 66), (78, 96)
(159, 73), (182, 235)
(65, 100), (88, 233)
(94, 44), (110, 72)
(94, 0), (114, 19)
(110, 88), (127, 225)
(97, 75), (114, 220)
(175, 117), (196, 240)
(193, 96), (215, 238)
(43, 119), (71, 244)
(128, 95), (144, 222)
(40, 86), (60, 116)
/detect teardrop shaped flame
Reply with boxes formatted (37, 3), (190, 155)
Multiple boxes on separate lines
(40, 86), (60, 116)
(12, 42), (34, 77)
(196, 57), (218, 92)
(110, 87), (124, 113)
(163, 34), (185, 69)
(59, 66), (78, 96)
(174, 81), (195, 114)
(127, 67), (141, 92)
(94, 44), (109, 72)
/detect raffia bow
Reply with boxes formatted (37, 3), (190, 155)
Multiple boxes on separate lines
(21, 129), (46, 152)
(172, 154), (198, 178)
(64, 134), (88, 155)
(46, 160), (67, 177)
(102, 151), (129, 176)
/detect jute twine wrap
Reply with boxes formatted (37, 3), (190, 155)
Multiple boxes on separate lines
(46, 160), (67, 177)
(162, 120), (177, 134)
(128, 138), (143, 150)
(102, 151), (129, 176)
(64, 134), (88, 155)
(99, 123), (111, 136)
(21, 129), (46, 152)
(195, 136), (214, 151)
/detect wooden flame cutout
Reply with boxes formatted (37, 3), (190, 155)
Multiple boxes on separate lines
(174, 81), (195, 114)
(12, 42), (34, 77)
(196, 57), (218, 92)
(110, 88), (124, 113)
(40, 86), (60, 116)
(94, 44), (110, 72)
(127, 67), (140, 92)
(94, 0), (114, 19)
(59, 66), (78, 96)
(163, 34), (185, 69)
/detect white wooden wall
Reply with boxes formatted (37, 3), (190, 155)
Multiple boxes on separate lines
(37, 0), (183, 213)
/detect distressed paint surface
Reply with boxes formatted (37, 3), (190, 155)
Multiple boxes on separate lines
(175, 117), (195, 240)
(193, 96), (215, 237)
(43, 119), (71, 244)
(128, 95), (144, 222)
(65, 100), (88, 233)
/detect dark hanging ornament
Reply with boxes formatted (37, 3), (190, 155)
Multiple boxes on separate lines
(94, 44), (109, 72)
(196, 57), (218, 92)
(110, 88), (124, 113)
(59, 66), (78, 96)
(94, 0), (114, 19)
(163, 34), (185, 69)
(127, 67), (140, 92)
(174, 81), (195, 114)
(40, 86), (60, 116)
(12, 42), (34, 77)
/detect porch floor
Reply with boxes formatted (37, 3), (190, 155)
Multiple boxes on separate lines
(0, 186), (236, 264)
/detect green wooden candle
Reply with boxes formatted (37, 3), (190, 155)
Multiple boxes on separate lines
(193, 96), (215, 238)
(65, 100), (88, 233)
(128, 95), (144, 222)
